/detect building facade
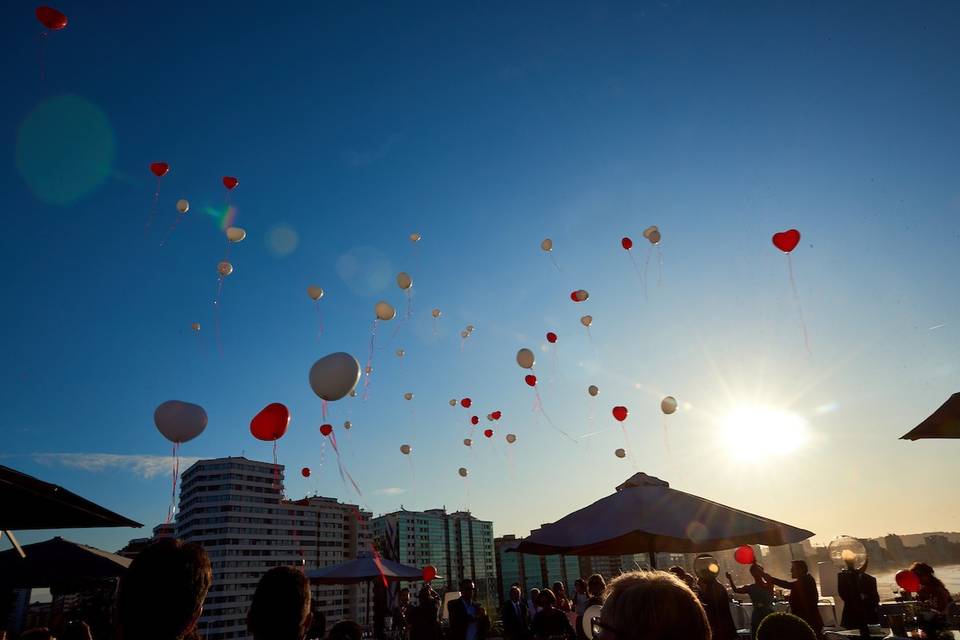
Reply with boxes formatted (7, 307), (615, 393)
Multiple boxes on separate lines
(372, 508), (496, 608)
(176, 457), (372, 640)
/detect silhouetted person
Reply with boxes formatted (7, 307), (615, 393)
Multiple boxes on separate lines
(697, 568), (737, 640)
(576, 574), (606, 640)
(837, 559), (879, 636)
(597, 571), (710, 640)
(61, 621), (92, 640)
(247, 566), (313, 640)
(530, 589), (575, 640)
(410, 586), (440, 640)
(668, 566), (698, 593)
(764, 561), (823, 639)
(572, 579), (589, 617)
(500, 586), (529, 640)
(328, 621), (362, 640)
(118, 538), (212, 640)
(19, 629), (55, 640)
(306, 608), (326, 640)
(374, 580), (388, 640)
(448, 580), (489, 640)
(392, 588), (412, 639)
(552, 582), (571, 612)
(756, 612), (816, 640)
(727, 565), (774, 639)
(527, 588), (541, 621)
(911, 562), (953, 638)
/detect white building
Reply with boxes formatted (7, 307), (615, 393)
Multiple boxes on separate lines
(176, 457), (372, 640)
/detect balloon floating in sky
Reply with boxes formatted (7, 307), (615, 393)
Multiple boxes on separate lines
(772, 229), (801, 253)
(307, 286), (324, 301)
(36, 6), (68, 30)
(176, 199), (190, 214)
(772, 228), (810, 353)
(612, 406), (628, 422)
(570, 289), (589, 303)
(250, 403), (290, 442)
(449, 399), (457, 407)
(222, 176), (239, 190)
(525, 374), (537, 387)
(404, 392), (414, 401)
(145, 162), (170, 237)
(661, 396), (678, 415)
(463, 438), (472, 447)
(395, 349), (405, 358)
(150, 162), (170, 178)
(217, 261), (233, 277)
(471, 416), (479, 425)
(734, 545), (756, 565)
(309, 352), (362, 401)
(432, 308), (442, 318)
(640, 226), (663, 298)
(580, 315), (593, 328)
(505, 433), (517, 444)
(400, 444), (411, 455)
(516, 348), (536, 369)
(343, 420), (352, 430)
(422, 565), (437, 582)
(226, 227), (246, 243)
(154, 400), (207, 444)
(320, 424), (333, 436)
(546, 332), (557, 344)
(483, 428), (494, 438)
(588, 385), (599, 397)
(491, 410), (502, 420)
(301, 467), (311, 478)
(614, 448), (626, 459)
(396, 272), (413, 290)
(460, 398), (472, 408)
(409, 232), (421, 243)
(541, 238), (553, 251)
(458, 467), (468, 477)
(375, 301), (396, 321)
(191, 322), (201, 333)
(365, 302), (397, 395)
(643, 226), (660, 245)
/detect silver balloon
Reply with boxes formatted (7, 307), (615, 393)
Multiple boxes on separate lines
(308, 352), (362, 401)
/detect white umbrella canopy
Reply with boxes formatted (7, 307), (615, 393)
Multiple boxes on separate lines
(514, 473), (813, 563)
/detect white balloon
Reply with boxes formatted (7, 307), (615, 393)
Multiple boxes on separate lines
(154, 400), (207, 444)
(516, 348), (536, 369)
(396, 272), (413, 290)
(308, 352), (362, 401)
(343, 420), (353, 430)
(217, 261), (233, 277)
(395, 349), (405, 358)
(176, 199), (190, 214)
(615, 448), (626, 459)
(449, 399), (458, 406)
(458, 467), (468, 477)
(588, 385), (599, 397)
(404, 392), (414, 401)
(191, 322), (201, 333)
(431, 308), (442, 318)
(580, 315), (593, 327)
(307, 285), (324, 301)
(409, 232), (422, 243)
(463, 438), (472, 447)
(506, 433), (517, 444)
(375, 301), (397, 321)
(400, 444), (412, 455)
(642, 225), (659, 239)
(460, 330), (469, 339)
(648, 229), (661, 245)
(226, 226), (246, 243)
(465, 324), (475, 333)
(541, 238), (553, 252)
(661, 396), (678, 415)
(349, 389), (357, 398)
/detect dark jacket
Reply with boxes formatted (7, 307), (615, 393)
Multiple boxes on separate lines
(531, 607), (575, 640)
(837, 569), (880, 628)
(448, 597), (489, 640)
(698, 579), (738, 640)
(500, 598), (529, 639)
(767, 573), (824, 635)
(410, 600), (440, 640)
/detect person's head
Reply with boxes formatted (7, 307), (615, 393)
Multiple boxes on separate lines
(529, 587), (540, 602)
(587, 574), (606, 598)
(419, 586), (436, 605)
(756, 612), (816, 640)
(459, 579), (475, 601)
(247, 566), (313, 640)
(574, 578), (586, 594)
(749, 564), (765, 582)
(19, 629), (54, 640)
(327, 621), (361, 640)
(399, 588), (411, 606)
(539, 589), (557, 609)
(62, 621), (92, 640)
(667, 566), (686, 579)
(552, 581), (565, 595)
(597, 571), (709, 640)
(509, 586), (521, 602)
(118, 537), (212, 640)
(790, 560), (809, 579)
(910, 562), (940, 587)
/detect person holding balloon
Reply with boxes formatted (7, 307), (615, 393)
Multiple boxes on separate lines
(763, 561), (824, 639)
(725, 565), (774, 639)
(910, 562), (953, 637)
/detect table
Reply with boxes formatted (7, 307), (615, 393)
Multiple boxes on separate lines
(826, 631), (960, 639)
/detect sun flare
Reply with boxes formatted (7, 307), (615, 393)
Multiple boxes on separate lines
(719, 405), (809, 460)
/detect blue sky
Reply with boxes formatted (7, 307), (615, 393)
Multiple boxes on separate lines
(2, 2), (959, 555)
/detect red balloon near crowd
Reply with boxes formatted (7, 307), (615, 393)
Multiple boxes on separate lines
(423, 565), (437, 582)
(250, 403), (290, 441)
(460, 398), (472, 408)
(301, 467), (311, 478)
(150, 162), (170, 178)
(546, 332), (557, 344)
(483, 429), (494, 438)
(895, 569), (920, 593)
(491, 411), (502, 420)
(525, 374), (537, 387)
(772, 229), (801, 253)
(612, 406), (628, 422)
(621, 237), (633, 250)
(36, 6), (68, 30)
(471, 416), (479, 425)
(320, 424), (333, 437)
(734, 545), (756, 565)
(222, 176), (239, 190)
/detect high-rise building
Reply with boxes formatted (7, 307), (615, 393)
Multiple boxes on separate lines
(372, 508), (496, 608)
(176, 457), (372, 640)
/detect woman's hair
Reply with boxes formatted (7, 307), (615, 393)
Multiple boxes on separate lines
(328, 621), (362, 640)
(247, 566), (312, 640)
(587, 574), (606, 597)
(749, 564), (765, 580)
(910, 562), (946, 589)
(118, 538), (212, 640)
(756, 612), (816, 640)
(792, 560), (809, 575)
(539, 588), (557, 607)
(600, 571), (710, 640)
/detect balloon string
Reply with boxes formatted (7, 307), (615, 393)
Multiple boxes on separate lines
(642, 248), (652, 300)
(533, 388), (578, 443)
(315, 302), (323, 339)
(322, 400), (328, 421)
(626, 249), (644, 284)
(165, 443), (180, 525)
(146, 176), (161, 238)
(787, 255), (812, 356)
(657, 245), (663, 288)
(272, 441), (281, 494)
(549, 253), (561, 272)
(620, 425), (640, 471)
(159, 213), (184, 247)
(328, 432), (362, 497)
(662, 417), (671, 456)
(363, 320), (378, 400)
(214, 275), (225, 357)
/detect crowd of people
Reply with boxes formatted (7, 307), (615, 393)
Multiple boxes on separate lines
(8, 538), (957, 640)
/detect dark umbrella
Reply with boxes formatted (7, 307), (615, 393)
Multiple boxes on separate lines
(306, 556), (427, 584)
(0, 536), (131, 588)
(513, 473), (814, 567)
(900, 392), (960, 440)
(1, 464), (143, 530)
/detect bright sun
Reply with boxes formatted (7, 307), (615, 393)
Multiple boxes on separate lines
(719, 405), (809, 460)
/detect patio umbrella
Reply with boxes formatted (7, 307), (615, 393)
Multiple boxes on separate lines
(900, 392), (960, 440)
(0, 536), (131, 588)
(1, 465), (142, 530)
(513, 473), (814, 567)
(306, 556), (427, 584)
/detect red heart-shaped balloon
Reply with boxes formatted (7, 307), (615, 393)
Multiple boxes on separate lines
(483, 429), (494, 438)
(250, 403), (290, 441)
(621, 237), (633, 250)
(525, 374), (537, 387)
(471, 416), (479, 425)
(460, 398), (472, 408)
(772, 229), (800, 253)
(492, 410), (502, 420)
(222, 176), (239, 190)
(301, 467), (311, 478)
(612, 406), (628, 422)
(36, 6), (68, 30)
(150, 162), (169, 178)
(546, 332), (557, 344)
(319, 424), (333, 437)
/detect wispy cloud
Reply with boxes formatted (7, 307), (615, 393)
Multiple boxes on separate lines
(373, 487), (406, 496)
(26, 453), (200, 479)
(343, 134), (401, 168)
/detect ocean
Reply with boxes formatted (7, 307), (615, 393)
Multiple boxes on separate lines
(871, 564), (960, 597)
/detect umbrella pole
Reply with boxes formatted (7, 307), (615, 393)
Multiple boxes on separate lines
(367, 579), (371, 635)
(648, 551), (656, 570)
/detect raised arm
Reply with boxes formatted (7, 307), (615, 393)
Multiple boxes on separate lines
(763, 572), (794, 590)
(725, 572), (749, 594)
